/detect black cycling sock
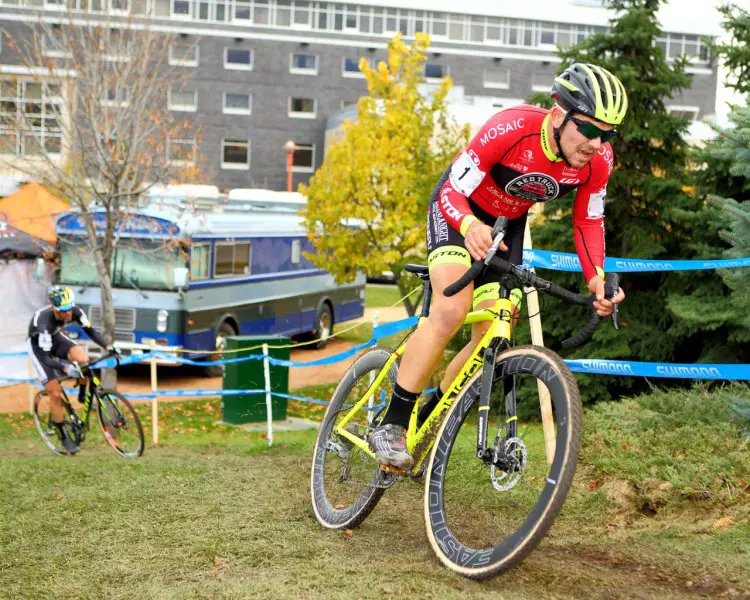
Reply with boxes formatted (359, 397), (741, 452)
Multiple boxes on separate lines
(418, 387), (443, 428)
(381, 383), (420, 428)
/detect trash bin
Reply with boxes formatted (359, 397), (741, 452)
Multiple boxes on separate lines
(221, 335), (290, 424)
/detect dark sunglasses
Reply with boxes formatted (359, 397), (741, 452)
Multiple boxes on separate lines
(567, 113), (617, 143)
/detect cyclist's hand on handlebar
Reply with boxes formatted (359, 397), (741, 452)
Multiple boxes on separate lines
(465, 220), (506, 261)
(587, 275), (625, 317)
(64, 363), (82, 379)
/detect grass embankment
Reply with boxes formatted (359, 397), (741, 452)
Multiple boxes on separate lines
(0, 383), (748, 599)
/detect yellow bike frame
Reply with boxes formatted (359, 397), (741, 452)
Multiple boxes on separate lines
(335, 296), (515, 475)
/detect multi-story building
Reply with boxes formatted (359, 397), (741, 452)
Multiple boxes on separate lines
(0, 0), (722, 192)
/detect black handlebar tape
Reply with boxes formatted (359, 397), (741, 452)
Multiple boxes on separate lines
(561, 312), (601, 349)
(560, 272), (622, 349)
(444, 260), (486, 297)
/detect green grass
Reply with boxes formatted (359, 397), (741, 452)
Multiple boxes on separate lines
(582, 383), (750, 508)
(1, 385), (749, 599)
(365, 283), (403, 308)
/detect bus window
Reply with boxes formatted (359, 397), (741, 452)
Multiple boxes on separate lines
(214, 241), (252, 277)
(190, 243), (211, 280)
(58, 239), (100, 285)
(112, 239), (186, 291)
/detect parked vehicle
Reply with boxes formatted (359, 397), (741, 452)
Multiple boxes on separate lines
(55, 190), (365, 373)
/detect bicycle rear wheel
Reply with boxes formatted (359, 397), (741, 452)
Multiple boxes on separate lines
(424, 345), (582, 579)
(97, 390), (144, 458)
(311, 347), (397, 529)
(32, 390), (78, 456)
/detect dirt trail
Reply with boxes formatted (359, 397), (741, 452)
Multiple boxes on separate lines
(0, 307), (409, 414)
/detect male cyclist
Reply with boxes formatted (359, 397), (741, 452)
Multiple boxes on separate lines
(28, 286), (113, 455)
(369, 63), (628, 470)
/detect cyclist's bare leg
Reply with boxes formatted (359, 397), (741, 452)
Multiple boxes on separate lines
(396, 263), (474, 392)
(46, 379), (65, 423)
(438, 298), (495, 392)
(67, 345), (89, 365)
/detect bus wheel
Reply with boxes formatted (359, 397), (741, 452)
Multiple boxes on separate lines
(203, 322), (236, 377)
(310, 303), (333, 350)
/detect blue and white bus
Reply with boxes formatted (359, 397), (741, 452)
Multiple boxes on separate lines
(54, 195), (365, 373)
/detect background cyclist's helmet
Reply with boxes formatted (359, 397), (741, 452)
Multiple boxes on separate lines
(49, 286), (75, 311)
(551, 63), (628, 126)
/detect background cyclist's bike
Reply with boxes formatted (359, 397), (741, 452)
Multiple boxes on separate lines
(33, 350), (145, 458)
(311, 217), (619, 579)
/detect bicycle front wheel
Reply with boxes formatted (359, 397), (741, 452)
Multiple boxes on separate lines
(97, 390), (144, 458)
(311, 347), (397, 530)
(424, 345), (582, 579)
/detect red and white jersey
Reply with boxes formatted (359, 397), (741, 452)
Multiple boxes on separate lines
(439, 104), (614, 282)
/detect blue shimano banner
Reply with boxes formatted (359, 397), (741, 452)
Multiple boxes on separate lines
(566, 359), (750, 380)
(522, 249), (750, 273)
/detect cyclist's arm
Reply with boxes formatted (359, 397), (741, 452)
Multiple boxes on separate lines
(572, 149), (613, 283)
(29, 333), (67, 371)
(75, 308), (110, 349)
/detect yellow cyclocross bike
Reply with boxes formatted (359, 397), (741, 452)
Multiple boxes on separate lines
(311, 217), (620, 579)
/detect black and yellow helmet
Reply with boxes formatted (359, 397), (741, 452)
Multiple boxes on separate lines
(551, 63), (628, 126)
(49, 286), (75, 311)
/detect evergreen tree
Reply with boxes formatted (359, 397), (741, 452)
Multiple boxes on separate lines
(669, 2), (750, 364)
(528, 0), (695, 402)
(709, 3), (750, 95)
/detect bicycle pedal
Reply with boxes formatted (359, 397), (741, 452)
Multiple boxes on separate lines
(380, 464), (408, 476)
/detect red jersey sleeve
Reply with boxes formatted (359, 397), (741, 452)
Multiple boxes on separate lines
(572, 144), (614, 283)
(438, 108), (536, 235)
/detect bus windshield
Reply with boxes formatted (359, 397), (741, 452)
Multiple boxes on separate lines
(57, 237), (187, 291)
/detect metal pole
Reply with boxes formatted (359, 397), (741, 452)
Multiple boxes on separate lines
(262, 343), (273, 447)
(150, 340), (158, 446)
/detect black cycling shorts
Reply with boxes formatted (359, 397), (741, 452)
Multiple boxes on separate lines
(426, 167), (526, 309)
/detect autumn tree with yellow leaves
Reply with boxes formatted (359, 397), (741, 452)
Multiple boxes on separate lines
(300, 33), (469, 315)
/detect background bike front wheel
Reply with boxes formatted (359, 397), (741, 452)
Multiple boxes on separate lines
(424, 345), (582, 579)
(97, 390), (144, 458)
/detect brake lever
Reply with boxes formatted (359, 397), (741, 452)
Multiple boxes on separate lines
(484, 216), (509, 265)
(603, 272), (620, 331)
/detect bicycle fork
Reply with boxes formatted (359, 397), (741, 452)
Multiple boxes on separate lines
(476, 340), (517, 466)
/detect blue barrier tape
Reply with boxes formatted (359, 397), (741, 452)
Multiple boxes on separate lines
(522, 249), (750, 273)
(565, 359), (750, 380)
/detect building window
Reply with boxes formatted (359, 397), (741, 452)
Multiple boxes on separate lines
(172, 0), (192, 17)
(42, 29), (70, 58)
(343, 56), (367, 78)
(168, 89), (197, 111)
(190, 243), (210, 280)
(0, 80), (62, 157)
(668, 105), (700, 120)
(425, 63), (447, 80)
(167, 137), (196, 166)
(531, 72), (551, 92)
(292, 1), (312, 27)
(292, 143), (314, 172)
(214, 241), (251, 277)
(224, 47), (253, 70)
(290, 52), (318, 74)
(221, 138), (250, 169)
(169, 39), (199, 66)
(484, 66), (510, 89)
(103, 87), (129, 107)
(223, 92), (252, 115)
(288, 97), (316, 118)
